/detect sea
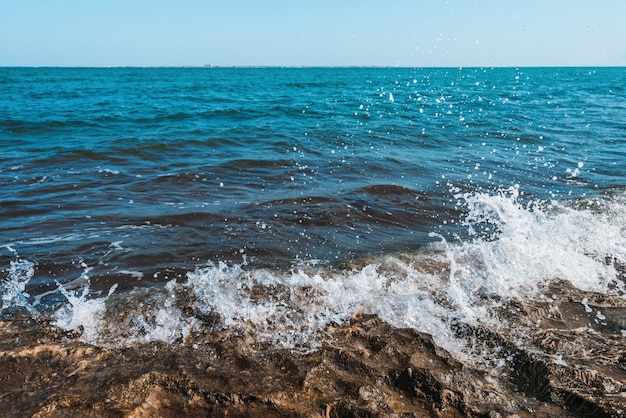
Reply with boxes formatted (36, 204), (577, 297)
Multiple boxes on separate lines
(1, 67), (625, 358)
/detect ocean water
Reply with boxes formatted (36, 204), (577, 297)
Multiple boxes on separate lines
(1, 67), (625, 356)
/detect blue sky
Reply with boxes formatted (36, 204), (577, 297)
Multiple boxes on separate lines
(2, 0), (625, 67)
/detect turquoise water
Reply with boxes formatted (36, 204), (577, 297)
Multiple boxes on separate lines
(1, 67), (625, 351)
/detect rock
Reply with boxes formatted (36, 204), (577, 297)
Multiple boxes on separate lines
(1, 303), (625, 417)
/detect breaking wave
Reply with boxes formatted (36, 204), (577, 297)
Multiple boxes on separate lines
(3, 187), (624, 363)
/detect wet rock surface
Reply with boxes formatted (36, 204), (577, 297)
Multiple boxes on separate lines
(1, 285), (625, 418)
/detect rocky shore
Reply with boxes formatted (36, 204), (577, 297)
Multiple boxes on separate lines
(1, 283), (625, 417)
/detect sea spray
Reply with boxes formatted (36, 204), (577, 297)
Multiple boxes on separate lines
(448, 186), (626, 302)
(110, 279), (198, 345)
(1, 255), (37, 316)
(53, 280), (197, 346)
(54, 282), (118, 342)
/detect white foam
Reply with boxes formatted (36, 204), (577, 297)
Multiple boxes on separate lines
(184, 254), (465, 352)
(448, 186), (625, 304)
(1, 257), (37, 315)
(53, 279), (197, 346)
(123, 303), (197, 344)
(54, 283), (118, 341)
(98, 168), (120, 175)
(8, 233), (85, 247)
(115, 280), (198, 344)
(117, 269), (144, 279)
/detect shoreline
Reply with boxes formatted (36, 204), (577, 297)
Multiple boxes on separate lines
(2, 283), (625, 417)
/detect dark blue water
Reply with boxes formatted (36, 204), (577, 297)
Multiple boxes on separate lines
(1, 66), (625, 309)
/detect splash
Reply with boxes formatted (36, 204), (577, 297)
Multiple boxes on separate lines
(54, 282), (117, 342)
(1, 252), (37, 316)
(53, 280), (197, 346)
(180, 188), (626, 356)
(446, 185), (625, 310)
(109, 279), (198, 345)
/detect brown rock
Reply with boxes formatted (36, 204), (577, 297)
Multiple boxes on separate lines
(1, 305), (625, 417)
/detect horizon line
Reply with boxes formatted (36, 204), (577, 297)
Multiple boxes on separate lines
(1, 64), (625, 70)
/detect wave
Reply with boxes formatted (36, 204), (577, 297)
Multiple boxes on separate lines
(3, 187), (624, 363)
(0, 118), (99, 135)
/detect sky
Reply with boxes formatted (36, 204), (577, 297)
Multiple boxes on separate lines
(1, 0), (625, 67)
